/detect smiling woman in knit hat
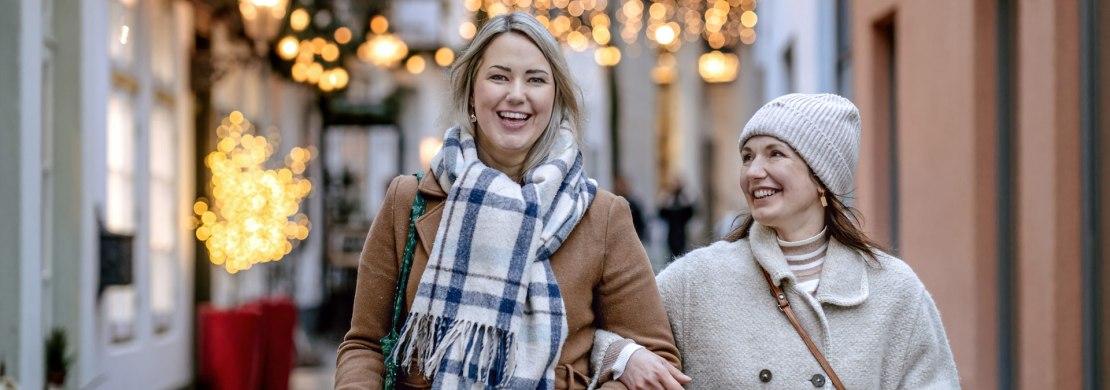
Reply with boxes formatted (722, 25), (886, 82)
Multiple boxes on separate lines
(590, 94), (961, 389)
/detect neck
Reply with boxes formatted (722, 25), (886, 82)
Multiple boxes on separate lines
(477, 148), (525, 182)
(771, 216), (826, 242)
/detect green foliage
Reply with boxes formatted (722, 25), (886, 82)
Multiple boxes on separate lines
(44, 327), (72, 374)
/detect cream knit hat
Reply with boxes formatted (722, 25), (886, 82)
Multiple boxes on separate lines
(739, 93), (861, 202)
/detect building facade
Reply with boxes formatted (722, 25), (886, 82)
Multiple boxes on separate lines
(852, 0), (1107, 388)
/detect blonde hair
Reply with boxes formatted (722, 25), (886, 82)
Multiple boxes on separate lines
(446, 12), (584, 174)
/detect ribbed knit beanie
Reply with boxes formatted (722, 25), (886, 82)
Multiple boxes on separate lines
(739, 93), (861, 203)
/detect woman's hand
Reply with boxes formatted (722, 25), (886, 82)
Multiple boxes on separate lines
(618, 349), (691, 390)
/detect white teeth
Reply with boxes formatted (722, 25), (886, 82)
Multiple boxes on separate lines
(499, 112), (528, 120)
(754, 189), (778, 199)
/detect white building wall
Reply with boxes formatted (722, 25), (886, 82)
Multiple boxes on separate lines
(754, 0), (838, 99)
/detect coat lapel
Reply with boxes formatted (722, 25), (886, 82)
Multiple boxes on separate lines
(749, 222), (869, 307)
(414, 168), (447, 255)
(813, 238), (869, 307)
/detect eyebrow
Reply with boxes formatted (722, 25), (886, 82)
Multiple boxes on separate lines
(489, 65), (550, 76)
(740, 142), (789, 153)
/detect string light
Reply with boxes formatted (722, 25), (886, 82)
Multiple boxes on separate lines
(194, 111), (314, 274)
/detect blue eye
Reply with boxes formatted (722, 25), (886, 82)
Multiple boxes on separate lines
(490, 74), (508, 81)
(529, 77), (548, 84)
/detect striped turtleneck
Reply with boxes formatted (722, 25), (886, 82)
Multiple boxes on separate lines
(777, 227), (829, 294)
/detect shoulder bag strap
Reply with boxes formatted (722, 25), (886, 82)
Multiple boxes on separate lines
(381, 172), (426, 390)
(761, 269), (846, 390)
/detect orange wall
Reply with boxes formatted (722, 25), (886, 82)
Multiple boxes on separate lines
(1015, 0), (1083, 388)
(854, 0), (999, 388)
(855, 0), (1087, 388)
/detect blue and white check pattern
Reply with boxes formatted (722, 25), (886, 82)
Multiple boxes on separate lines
(392, 125), (596, 389)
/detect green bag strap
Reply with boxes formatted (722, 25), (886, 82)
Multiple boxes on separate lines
(381, 172), (426, 389)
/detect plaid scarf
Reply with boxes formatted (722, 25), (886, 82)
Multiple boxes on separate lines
(392, 125), (596, 389)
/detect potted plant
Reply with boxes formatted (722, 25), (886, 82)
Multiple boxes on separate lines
(44, 328), (71, 388)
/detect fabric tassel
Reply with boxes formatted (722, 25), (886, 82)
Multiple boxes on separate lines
(392, 313), (518, 387)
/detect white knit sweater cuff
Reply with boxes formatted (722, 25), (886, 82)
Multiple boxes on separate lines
(611, 343), (646, 380)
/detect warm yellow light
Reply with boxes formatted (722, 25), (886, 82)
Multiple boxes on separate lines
(240, 2), (257, 21)
(322, 43), (340, 62)
(592, 25), (611, 45)
(552, 16), (571, 36)
(740, 27), (756, 44)
(435, 47), (455, 67)
(331, 67), (349, 89)
(419, 137), (444, 168)
(298, 40), (314, 62)
(291, 62), (308, 82)
(591, 13), (610, 28)
(318, 71), (335, 92)
(488, 2), (509, 16)
(708, 32), (725, 49)
(195, 111), (314, 273)
(459, 22), (477, 40)
(567, 0), (584, 17)
(741, 11), (758, 28)
(306, 62), (323, 83)
(654, 24), (676, 45)
(649, 3), (667, 20)
(652, 52), (676, 84)
(567, 31), (589, 52)
(334, 27), (352, 44)
(290, 8), (310, 31)
(698, 50), (739, 83)
(370, 15), (389, 34)
(360, 34), (409, 67)
(406, 55), (426, 74)
(278, 35), (299, 60)
(594, 46), (621, 66)
(464, 0), (481, 12)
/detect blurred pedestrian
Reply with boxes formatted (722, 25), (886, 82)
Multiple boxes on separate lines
(592, 94), (960, 389)
(334, 12), (680, 389)
(615, 175), (648, 242)
(657, 177), (695, 259)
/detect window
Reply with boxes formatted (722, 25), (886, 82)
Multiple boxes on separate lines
(870, 16), (899, 253)
(149, 104), (176, 334)
(147, 0), (179, 335)
(106, 90), (137, 343)
(104, 0), (139, 344)
(836, 0), (853, 98)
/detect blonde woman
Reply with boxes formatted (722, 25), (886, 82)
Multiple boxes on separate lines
(335, 12), (680, 389)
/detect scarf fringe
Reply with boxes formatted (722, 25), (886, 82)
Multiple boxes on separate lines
(392, 312), (518, 387)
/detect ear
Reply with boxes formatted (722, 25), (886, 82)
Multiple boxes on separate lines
(810, 173), (827, 192)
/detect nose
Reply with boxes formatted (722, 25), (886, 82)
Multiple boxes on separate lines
(506, 80), (525, 104)
(743, 156), (768, 181)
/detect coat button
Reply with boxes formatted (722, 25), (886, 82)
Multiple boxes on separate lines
(758, 369), (772, 383)
(811, 373), (826, 387)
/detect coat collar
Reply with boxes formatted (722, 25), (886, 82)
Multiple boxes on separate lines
(749, 222), (869, 307)
(414, 167), (447, 255)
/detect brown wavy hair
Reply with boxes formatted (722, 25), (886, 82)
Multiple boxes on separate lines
(724, 183), (890, 262)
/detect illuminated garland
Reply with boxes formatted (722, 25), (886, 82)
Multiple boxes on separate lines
(194, 111), (313, 273)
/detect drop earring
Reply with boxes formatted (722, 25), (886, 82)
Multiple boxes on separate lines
(819, 190), (828, 208)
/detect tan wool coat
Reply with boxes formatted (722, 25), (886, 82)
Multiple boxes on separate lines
(335, 170), (680, 389)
